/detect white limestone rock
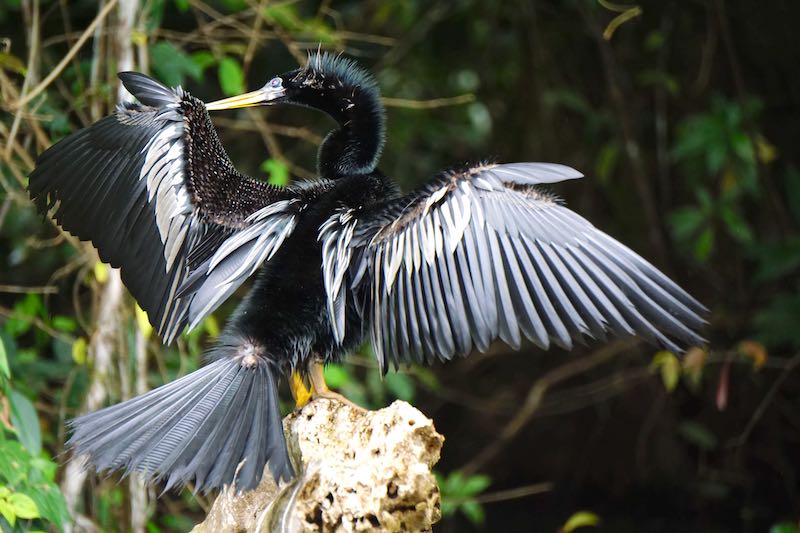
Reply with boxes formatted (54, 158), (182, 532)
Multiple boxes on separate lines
(193, 399), (444, 533)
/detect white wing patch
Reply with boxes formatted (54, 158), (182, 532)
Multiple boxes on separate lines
(139, 105), (193, 273)
(320, 207), (359, 343)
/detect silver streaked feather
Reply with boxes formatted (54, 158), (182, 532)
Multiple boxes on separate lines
(320, 207), (360, 343)
(321, 162), (707, 370)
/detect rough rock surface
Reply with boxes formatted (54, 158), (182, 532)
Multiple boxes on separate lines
(192, 399), (444, 533)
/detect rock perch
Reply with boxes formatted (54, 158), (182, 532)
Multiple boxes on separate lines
(192, 399), (444, 533)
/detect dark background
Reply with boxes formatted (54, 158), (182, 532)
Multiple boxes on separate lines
(1, 1), (799, 531)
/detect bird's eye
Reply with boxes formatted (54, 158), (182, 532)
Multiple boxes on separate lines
(268, 77), (282, 88)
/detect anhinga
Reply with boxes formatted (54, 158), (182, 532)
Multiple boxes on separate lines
(28, 53), (706, 493)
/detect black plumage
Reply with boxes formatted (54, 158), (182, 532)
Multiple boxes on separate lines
(28, 53), (707, 493)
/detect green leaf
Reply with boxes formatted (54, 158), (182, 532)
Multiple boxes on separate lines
(261, 159), (290, 186)
(0, 440), (33, 486)
(222, 0), (248, 10)
(174, 0), (190, 12)
(8, 389), (41, 455)
(542, 88), (590, 116)
(678, 421), (718, 451)
(218, 57), (245, 96)
(303, 19), (338, 45)
(644, 30), (664, 50)
(27, 483), (69, 528)
(161, 512), (196, 531)
(669, 207), (706, 240)
(594, 142), (619, 184)
(650, 351), (680, 392)
(8, 493), (39, 520)
(751, 237), (800, 283)
(440, 499), (456, 516)
(561, 511), (601, 532)
(203, 315), (220, 338)
(29, 456), (58, 482)
(17, 294), (43, 320)
(0, 337), (9, 379)
(93, 261), (108, 283)
(771, 523), (800, 533)
(323, 365), (350, 389)
(438, 470), (463, 495)
(461, 474), (491, 496)
(145, 0), (166, 32)
(0, 51), (27, 75)
(753, 292), (800, 350)
(263, 3), (302, 32)
(150, 41), (203, 87)
(694, 226), (714, 262)
(637, 69), (680, 96)
(190, 51), (217, 73)
(460, 500), (485, 525)
(719, 204), (753, 243)
(71, 337), (87, 365)
(732, 131), (755, 163)
(0, 498), (16, 526)
(51, 315), (77, 333)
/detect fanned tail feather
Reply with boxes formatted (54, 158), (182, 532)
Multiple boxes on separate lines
(67, 335), (293, 493)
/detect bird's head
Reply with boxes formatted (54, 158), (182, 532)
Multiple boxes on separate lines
(205, 52), (381, 125)
(206, 52), (385, 177)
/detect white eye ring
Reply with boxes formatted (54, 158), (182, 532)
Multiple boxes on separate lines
(269, 77), (282, 88)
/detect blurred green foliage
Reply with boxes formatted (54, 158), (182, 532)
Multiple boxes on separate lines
(0, 338), (69, 531)
(437, 470), (492, 526)
(670, 96), (763, 261)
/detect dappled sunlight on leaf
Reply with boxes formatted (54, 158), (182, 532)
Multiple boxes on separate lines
(738, 340), (767, 370)
(560, 510), (601, 532)
(651, 351), (680, 392)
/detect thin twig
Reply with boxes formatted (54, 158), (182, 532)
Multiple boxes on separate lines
(243, 0), (269, 74)
(191, 0), (258, 36)
(211, 117), (323, 144)
(474, 482), (554, 504)
(578, 3), (670, 268)
(10, 0), (119, 110)
(382, 94), (475, 109)
(5, 0), (39, 159)
(0, 284), (58, 294)
(246, 108), (316, 179)
(0, 305), (76, 345)
(444, 481), (554, 506)
(461, 340), (634, 475)
(729, 352), (800, 450)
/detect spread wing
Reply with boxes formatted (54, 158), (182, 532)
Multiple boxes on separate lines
(322, 162), (707, 371)
(29, 72), (302, 343)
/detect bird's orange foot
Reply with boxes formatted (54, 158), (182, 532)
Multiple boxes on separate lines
(308, 362), (366, 412)
(290, 371), (313, 408)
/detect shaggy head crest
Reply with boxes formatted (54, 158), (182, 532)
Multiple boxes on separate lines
(291, 52), (379, 97)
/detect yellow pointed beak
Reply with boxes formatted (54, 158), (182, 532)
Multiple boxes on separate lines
(205, 86), (286, 111)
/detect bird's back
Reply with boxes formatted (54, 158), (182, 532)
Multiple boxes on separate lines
(228, 171), (399, 373)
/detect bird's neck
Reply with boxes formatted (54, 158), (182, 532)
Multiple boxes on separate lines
(315, 87), (385, 179)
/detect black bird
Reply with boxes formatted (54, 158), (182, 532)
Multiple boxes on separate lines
(28, 53), (706, 493)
